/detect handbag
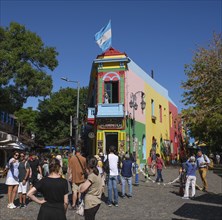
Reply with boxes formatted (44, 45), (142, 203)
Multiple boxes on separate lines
(76, 156), (88, 179)
(103, 154), (110, 174)
(76, 200), (84, 216)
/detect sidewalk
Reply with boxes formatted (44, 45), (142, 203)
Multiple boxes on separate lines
(0, 167), (221, 220)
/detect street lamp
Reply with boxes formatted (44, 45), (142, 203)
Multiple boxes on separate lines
(129, 91), (146, 185)
(61, 77), (80, 151)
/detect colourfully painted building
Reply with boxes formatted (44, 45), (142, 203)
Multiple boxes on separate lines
(85, 48), (179, 166)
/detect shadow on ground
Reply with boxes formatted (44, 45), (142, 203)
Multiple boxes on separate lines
(173, 203), (222, 220)
(0, 183), (7, 194)
(193, 193), (222, 205)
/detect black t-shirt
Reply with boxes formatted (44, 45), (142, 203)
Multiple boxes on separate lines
(29, 159), (40, 177)
(35, 177), (68, 203)
(18, 161), (30, 182)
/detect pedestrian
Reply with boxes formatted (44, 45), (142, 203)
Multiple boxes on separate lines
(28, 153), (42, 188)
(155, 153), (166, 183)
(80, 156), (103, 220)
(121, 153), (133, 198)
(27, 158), (69, 220)
(105, 145), (119, 207)
(68, 146), (87, 209)
(5, 151), (20, 209)
(196, 150), (210, 192)
(18, 152), (30, 208)
(182, 156), (197, 199)
(216, 153), (220, 165)
(42, 158), (49, 177)
(95, 154), (105, 194)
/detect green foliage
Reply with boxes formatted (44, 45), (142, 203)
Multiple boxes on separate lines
(0, 22), (58, 113)
(35, 87), (88, 146)
(15, 107), (38, 134)
(181, 33), (222, 150)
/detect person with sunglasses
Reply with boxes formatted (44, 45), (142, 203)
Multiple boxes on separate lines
(18, 152), (30, 208)
(5, 151), (20, 209)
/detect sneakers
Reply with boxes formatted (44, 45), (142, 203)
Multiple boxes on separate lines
(108, 204), (112, 207)
(20, 204), (27, 208)
(7, 203), (16, 209)
(182, 196), (189, 199)
(114, 203), (118, 207)
(202, 188), (208, 192)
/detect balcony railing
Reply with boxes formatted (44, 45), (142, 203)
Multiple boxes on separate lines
(88, 108), (96, 120)
(96, 103), (124, 118)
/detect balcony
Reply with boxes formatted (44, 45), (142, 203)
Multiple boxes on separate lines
(87, 107), (96, 124)
(96, 103), (124, 118)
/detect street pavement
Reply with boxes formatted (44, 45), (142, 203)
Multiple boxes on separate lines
(0, 166), (221, 220)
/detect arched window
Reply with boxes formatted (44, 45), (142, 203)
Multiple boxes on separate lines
(103, 72), (120, 103)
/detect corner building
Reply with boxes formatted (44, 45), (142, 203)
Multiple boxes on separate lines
(86, 48), (179, 167)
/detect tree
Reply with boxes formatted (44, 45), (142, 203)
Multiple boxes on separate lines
(14, 107), (38, 146)
(181, 33), (222, 150)
(0, 22), (58, 112)
(35, 87), (88, 146)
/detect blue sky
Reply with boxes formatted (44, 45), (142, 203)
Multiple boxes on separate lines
(1, 0), (221, 111)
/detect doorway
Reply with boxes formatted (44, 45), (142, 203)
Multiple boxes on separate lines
(105, 132), (118, 154)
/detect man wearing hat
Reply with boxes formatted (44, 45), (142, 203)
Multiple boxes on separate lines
(121, 153), (133, 198)
(196, 150), (210, 192)
(182, 156), (197, 199)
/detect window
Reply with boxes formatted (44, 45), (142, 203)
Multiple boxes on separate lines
(159, 105), (162, 122)
(104, 81), (119, 103)
(169, 112), (172, 128)
(151, 99), (154, 116)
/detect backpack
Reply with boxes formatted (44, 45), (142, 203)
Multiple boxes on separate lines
(103, 155), (110, 174)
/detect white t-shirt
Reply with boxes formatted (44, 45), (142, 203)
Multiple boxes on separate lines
(107, 153), (119, 176)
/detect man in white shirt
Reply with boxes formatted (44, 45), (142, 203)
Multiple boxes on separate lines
(106, 145), (119, 207)
(196, 150), (210, 192)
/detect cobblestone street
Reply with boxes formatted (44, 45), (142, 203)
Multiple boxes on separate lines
(0, 167), (221, 220)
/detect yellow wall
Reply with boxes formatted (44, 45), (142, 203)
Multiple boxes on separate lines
(144, 84), (170, 156)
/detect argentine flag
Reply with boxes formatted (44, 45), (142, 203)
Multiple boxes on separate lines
(95, 21), (112, 52)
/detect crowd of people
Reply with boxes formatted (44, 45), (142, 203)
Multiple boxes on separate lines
(3, 145), (215, 219)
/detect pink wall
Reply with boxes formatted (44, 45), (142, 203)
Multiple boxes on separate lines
(125, 69), (146, 123)
(169, 101), (178, 157)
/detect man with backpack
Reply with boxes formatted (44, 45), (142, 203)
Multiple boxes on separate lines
(196, 150), (210, 192)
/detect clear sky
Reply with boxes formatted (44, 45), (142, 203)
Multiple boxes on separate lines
(1, 0), (221, 111)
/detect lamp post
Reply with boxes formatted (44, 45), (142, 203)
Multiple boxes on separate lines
(61, 77), (80, 151)
(129, 91), (146, 185)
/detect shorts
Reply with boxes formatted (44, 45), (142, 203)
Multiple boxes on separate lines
(29, 177), (39, 186)
(72, 183), (83, 193)
(18, 181), (28, 194)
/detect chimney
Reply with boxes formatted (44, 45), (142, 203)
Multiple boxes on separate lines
(151, 69), (154, 79)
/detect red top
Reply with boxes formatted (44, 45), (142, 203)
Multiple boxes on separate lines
(156, 158), (164, 170)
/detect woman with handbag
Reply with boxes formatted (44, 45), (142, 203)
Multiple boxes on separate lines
(27, 158), (69, 220)
(80, 156), (103, 220)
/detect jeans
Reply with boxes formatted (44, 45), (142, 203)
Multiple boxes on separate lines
(108, 175), (118, 205)
(156, 169), (163, 182)
(121, 176), (132, 197)
(184, 176), (196, 197)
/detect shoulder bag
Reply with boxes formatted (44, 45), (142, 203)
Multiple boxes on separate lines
(76, 156), (88, 179)
(103, 154), (110, 175)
